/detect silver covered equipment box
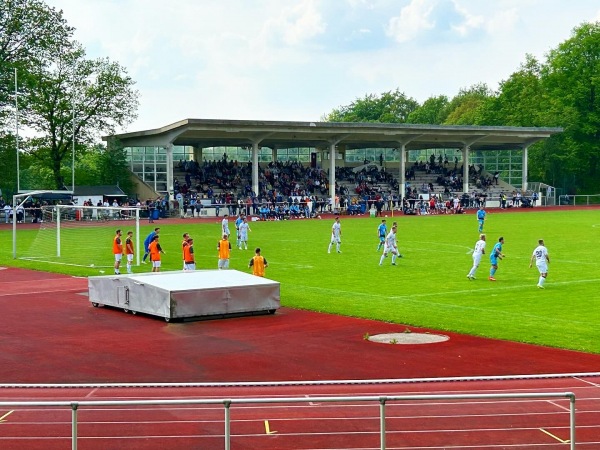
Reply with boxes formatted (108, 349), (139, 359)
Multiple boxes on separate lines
(88, 270), (280, 321)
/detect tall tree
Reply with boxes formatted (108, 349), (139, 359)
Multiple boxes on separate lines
(541, 21), (600, 191)
(0, 0), (139, 193)
(0, 0), (73, 119)
(480, 55), (547, 127)
(0, 0), (75, 194)
(21, 42), (139, 189)
(322, 89), (419, 123)
(406, 95), (449, 124)
(441, 83), (493, 125)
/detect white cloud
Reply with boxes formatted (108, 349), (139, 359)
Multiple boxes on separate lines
(262, 0), (326, 46)
(450, 1), (484, 37)
(43, 0), (600, 132)
(386, 0), (436, 43)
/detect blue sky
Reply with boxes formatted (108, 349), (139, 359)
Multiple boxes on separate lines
(46, 0), (600, 133)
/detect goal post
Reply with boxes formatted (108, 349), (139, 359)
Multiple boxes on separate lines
(13, 201), (141, 268)
(11, 190), (73, 259)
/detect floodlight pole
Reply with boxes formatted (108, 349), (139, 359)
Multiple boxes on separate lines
(12, 194), (17, 259)
(15, 68), (20, 193)
(72, 99), (76, 193)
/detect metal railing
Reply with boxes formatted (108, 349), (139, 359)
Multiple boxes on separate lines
(559, 194), (600, 206)
(0, 391), (576, 450)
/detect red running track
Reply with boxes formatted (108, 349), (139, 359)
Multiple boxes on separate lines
(0, 267), (599, 448)
(0, 375), (599, 449)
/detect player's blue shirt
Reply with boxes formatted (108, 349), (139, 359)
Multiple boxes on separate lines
(377, 223), (387, 238)
(477, 209), (486, 220)
(490, 242), (502, 261)
(235, 217), (244, 230)
(143, 231), (156, 250)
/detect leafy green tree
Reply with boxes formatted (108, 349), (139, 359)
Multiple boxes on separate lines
(75, 141), (133, 192)
(20, 42), (139, 189)
(441, 83), (493, 125)
(480, 55), (547, 127)
(540, 21), (600, 191)
(1, 0), (138, 193)
(0, 0), (73, 121)
(0, 0), (75, 192)
(323, 89), (419, 123)
(406, 95), (449, 124)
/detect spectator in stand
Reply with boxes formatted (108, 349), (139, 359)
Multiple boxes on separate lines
(3, 203), (12, 223)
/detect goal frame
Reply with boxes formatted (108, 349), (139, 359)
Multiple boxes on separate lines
(13, 195), (141, 266)
(12, 191), (73, 259)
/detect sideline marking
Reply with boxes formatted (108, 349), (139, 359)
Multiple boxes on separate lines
(0, 410), (14, 423)
(539, 428), (569, 443)
(264, 420), (277, 435)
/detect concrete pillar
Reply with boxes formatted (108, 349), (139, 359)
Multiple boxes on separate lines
(462, 146), (469, 193)
(166, 144), (174, 205)
(522, 146), (529, 192)
(252, 142), (259, 196)
(399, 144), (406, 200)
(329, 143), (336, 211)
(193, 146), (202, 163)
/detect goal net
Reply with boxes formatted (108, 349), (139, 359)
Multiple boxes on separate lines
(15, 202), (141, 269)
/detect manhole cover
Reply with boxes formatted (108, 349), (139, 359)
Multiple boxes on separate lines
(368, 333), (449, 344)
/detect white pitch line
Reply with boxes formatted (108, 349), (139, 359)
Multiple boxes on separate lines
(547, 400), (570, 412)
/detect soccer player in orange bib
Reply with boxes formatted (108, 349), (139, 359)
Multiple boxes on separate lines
(217, 234), (231, 269)
(148, 235), (165, 273)
(125, 230), (134, 274)
(249, 247), (268, 277)
(113, 229), (123, 275)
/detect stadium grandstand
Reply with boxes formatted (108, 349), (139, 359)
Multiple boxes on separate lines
(104, 119), (562, 216)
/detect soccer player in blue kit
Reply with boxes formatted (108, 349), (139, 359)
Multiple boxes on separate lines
(376, 219), (387, 252)
(489, 236), (505, 281)
(477, 206), (486, 232)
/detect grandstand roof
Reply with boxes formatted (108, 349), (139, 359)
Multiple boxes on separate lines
(73, 185), (127, 197)
(106, 119), (562, 151)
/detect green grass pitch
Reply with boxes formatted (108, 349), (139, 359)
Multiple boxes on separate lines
(1, 210), (598, 353)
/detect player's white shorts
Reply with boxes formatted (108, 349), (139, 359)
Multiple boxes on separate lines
(536, 261), (548, 274)
(218, 258), (229, 270)
(127, 254), (134, 263)
(184, 263), (196, 271)
(472, 253), (482, 267)
(152, 260), (161, 268)
(384, 245), (398, 256)
(114, 253), (122, 262)
(330, 235), (341, 244)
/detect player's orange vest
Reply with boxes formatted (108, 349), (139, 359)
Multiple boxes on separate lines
(251, 255), (266, 277)
(149, 241), (161, 261)
(218, 239), (230, 259)
(113, 235), (123, 254)
(125, 237), (134, 255)
(183, 244), (194, 263)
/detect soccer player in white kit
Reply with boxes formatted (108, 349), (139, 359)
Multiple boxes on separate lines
(238, 218), (251, 250)
(379, 226), (399, 265)
(467, 234), (486, 279)
(221, 214), (230, 238)
(327, 217), (342, 253)
(529, 239), (550, 288)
